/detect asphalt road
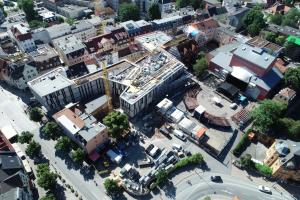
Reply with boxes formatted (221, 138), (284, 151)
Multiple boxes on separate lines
(170, 171), (294, 200)
(0, 85), (109, 200)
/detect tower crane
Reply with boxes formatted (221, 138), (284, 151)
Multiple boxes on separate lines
(100, 60), (113, 112)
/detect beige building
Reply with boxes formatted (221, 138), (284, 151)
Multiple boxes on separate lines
(263, 139), (300, 181)
(53, 103), (109, 155)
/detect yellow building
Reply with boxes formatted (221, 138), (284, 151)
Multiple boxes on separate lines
(264, 139), (300, 181)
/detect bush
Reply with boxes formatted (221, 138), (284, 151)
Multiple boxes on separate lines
(29, 107), (43, 122)
(255, 163), (272, 176)
(103, 179), (120, 195)
(173, 153), (203, 171)
(98, 170), (110, 176)
(18, 131), (33, 144)
(232, 131), (251, 157)
(155, 170), (168, 186)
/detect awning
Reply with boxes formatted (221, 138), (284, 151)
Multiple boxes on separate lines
(217, 82), (239, 99)
(231, 67), (253, 83)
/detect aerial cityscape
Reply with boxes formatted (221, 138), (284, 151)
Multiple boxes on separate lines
(0, 0), (300, 199)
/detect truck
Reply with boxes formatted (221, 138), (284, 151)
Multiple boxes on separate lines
(106, 149), (123, 164)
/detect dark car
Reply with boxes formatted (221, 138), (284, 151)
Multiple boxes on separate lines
(146, 144), (154, 154)
(211, 176), (222, 182)
(159, 128), (172, 139)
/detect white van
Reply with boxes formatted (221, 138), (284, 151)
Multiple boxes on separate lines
(149, 146), (160, 157)
(173, 129), (187, 141)
(172, 143), (183, 151)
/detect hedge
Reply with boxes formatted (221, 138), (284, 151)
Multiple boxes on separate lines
(255, 163), (272, 176)
(232, 129), (252, 157)
(171, 153), (203, 172)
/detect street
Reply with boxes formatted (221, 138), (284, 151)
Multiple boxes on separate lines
(0, 83), (299, 200)
(159, 170), (295, 200)
(0, 84), (109, 200)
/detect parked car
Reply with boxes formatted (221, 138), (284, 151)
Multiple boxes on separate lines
(159, 127), (172, 139)
(172, 143), (183, 152)
(258, 185), (272, 194)
(173, 129), (187, 141)
(146, 144), (154, 154)
(148, 145), (161, 158)
(211, 176), (222, 182)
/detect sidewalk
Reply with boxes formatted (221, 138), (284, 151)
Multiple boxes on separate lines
(231, 165), (299, 200)
(201, 194), (233, 200)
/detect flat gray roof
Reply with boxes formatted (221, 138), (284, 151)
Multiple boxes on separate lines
(85, 95), (108, 114)
(28, 67), (74, 97)
(78, 113), (106, 141)
(233, 44), (276, 70)
(54, 35), (86, 55)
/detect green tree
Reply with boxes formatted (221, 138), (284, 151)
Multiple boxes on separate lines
(251, 100), (287, 133)
(104, 178), (120, 195)
(37, 171), (57, 190)
(284, 67), (300, 92)
(240, 154), (255, 169)
(29, 20), (48, 29)
(282, 8), (300, 28)
(243, 7), (265, 36)
(148, 3), (161, 20)
(42, 122), (61, 139)
(58, 16), (64, 23)
(265, 32), (277, 43)
(156, 170), (168, 186)
(190, 0), (203, 10)
(36, 163), (57, 190)
(103, 111), (129, 139)
(18, 0), (37, 21)
(278, 118), (300, 141)
(25, 140), (41, 157)
(18, 131), (33, 144)
(247, 23), (261, 37)
(275, 35), (286, 46)
(176, 0), (190, 8)
(29, 107), (43, 122)
(71, 148), (85, 163)
(55, 136), (72, 152)
(40, 193), (56, 200)
(193, 57), (208, 77)
(66, 17), (75, 25)
(37, 163), (50, 177)
(118, 3), (140, 22)
(269, 13), (283, 25)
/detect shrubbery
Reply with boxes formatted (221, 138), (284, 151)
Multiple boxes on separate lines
(232, 131), (251, 157)
(255, 163), (272, 176)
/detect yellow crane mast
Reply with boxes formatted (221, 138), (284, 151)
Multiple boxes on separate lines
(100, 60), (113, 112)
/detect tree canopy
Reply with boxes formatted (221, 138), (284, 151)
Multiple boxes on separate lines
(176, 0), (190, 8)
(29, 20), (48, 29)
(193, 57), (208, 77)
(148, 3), (161, 20)
(269, 13), (283, 25)
(25, 140), (41, 157)
(40, 193), (56, 200)
(71, 148), (85, 163)
(190, 0), (203, 10)
(103, 111), (129, 139)
(243, 7), (265, 36)
(282, 8), (300, 28)
(104, 178), (120, 195)
(36, 163), (57, 191)
(66, 18), (75, 25)
(55, 136), (72, 152)
(18, 0), (37, 21)
(18, 131), (33, 144)
(42, 122), (61, 139)
(156, 170), (168, 186)
(284, 67), (300, 92)
(118, 3), (140, 22)
(240, 154), (255, 169)
(278, 118), (300, 141)
(29, 107), (43, 122)
(251, 100), (287, 133)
